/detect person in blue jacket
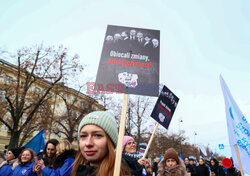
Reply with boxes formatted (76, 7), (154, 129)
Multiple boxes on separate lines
(36, 139), (59, 168)
(11, 148), (37, 176)
(34, 140), (76, 176)
(0, 147), (22, 176)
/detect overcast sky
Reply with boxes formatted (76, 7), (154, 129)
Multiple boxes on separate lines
(1, 0), (249, 159)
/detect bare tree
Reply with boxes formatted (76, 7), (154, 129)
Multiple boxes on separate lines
(52, 86), (103, 143)
(126, 95), (155, 150)
(0, 45), (83, 148)
(146, 130), (189, 159)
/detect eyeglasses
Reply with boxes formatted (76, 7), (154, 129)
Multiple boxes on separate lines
(127, 141), (136, 146)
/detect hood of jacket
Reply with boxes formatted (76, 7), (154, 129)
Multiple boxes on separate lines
(157, 157), (188, 176)
(53, 149), (76, 169)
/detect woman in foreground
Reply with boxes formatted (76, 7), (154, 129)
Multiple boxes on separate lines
(71, 110), (130, 176)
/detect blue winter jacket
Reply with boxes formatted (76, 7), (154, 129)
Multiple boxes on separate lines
(11, 160), (37, 176)
(41, 157), (74, 176)
(0, 163), (13, 176)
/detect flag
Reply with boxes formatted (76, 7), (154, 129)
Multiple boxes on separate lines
(199, 149), (206, 158)
(210, 152), (213, 159)
(180, 153), (184, 161)
(159, 154), (163, 162)
(220, 75), (250, 174)
(197, 144), (207, 157)
(23, 129), (45, 155)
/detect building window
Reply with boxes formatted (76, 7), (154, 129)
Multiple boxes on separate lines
(1, 90), (6, 102)
(18, 93), (22, 102)
(35, 87), (40, 93)
(73, 97), (77, 104)
(5, 76), (11, 83)
(80, 101), (84, 107)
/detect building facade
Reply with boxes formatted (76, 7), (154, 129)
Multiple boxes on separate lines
(0, 58), (103, 151)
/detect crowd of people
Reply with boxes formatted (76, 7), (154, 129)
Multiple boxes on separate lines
(0, 110), (243, 176)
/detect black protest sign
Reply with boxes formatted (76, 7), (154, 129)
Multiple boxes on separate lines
(95, 25), (160, 96)
(151, 85), (179, 130)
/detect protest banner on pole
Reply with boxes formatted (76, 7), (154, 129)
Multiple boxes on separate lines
(220, 75), (250, 175)
(151, 85), (179, 130)
(95, 25), (160, 96)
(95, 25), (160, 175)
(142, 85), (179, 158)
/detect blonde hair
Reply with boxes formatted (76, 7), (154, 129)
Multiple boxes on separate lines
(71, 135), (130, 176)
(56, 140), (72, 155)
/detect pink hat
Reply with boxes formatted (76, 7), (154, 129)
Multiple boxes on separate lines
(123, 136), (135, 151)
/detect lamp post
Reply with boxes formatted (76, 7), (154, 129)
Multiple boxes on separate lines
(194, 132), (198, 161)
(178, 118), (183, 133)
(178, 118), (183, 154)
(194, 131), (197, 146)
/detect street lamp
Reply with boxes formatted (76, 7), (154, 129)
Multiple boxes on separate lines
(178, 117), (183, 132)
(194, 131), (197, 146)
(194, 132), (198, 161)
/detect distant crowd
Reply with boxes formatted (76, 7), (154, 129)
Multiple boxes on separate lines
(0, 111), (243, 176)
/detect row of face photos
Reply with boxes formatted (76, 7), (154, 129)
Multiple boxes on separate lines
(106, 29), (159, 48)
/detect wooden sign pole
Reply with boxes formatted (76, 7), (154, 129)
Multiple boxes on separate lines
(234, 144), (244, 176)
(114, 94), (129, 176)
(142, 123), (159, 159)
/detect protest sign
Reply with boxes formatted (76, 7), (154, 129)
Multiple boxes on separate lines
(95, 25), (160, 96)
(142, 86), (179, 159)
(110, 25), (160, 175)
(151, 85), (179, 129)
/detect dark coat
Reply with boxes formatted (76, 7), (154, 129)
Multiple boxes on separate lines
(210, 165), (226, 176)
(226, 167), (241, 176)
(41, 149), (76, 176)
(190, 164), (197, 176)
(37, 151), (56, 168)
(122, 153), (143, 176)
(153, 161), (158, 174)
(218, 166), (226, 176)
(185, 163), (196, 175)
(76, 164), (96, 176)
(196, 164), (209, 176)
